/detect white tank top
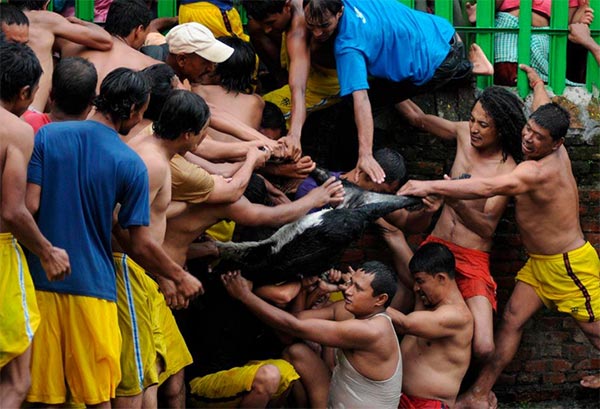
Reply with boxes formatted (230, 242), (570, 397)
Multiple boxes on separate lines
(327, 313), (402, 408)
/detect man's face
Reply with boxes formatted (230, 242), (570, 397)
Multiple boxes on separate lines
(521, 118), (560, 160)
(180, 53), (214, 84)
(257, 10), (291, 35)
(185, 121), (210, 153)
(469, 101), (498, 151)
(2, 22), (29, 44)
(305, 8), (343, 43)
(119, 97), (149, 135)
(343, 268), (381, 317)
(412, 271), (442, 308)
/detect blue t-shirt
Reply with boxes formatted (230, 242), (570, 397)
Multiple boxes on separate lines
(27, 120), (150, 301)
(335, 0), (456, 96)
(295, 171), (343, 213)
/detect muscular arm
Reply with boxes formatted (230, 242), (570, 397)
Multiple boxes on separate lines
(51, 14), (113, 51)
(399, 163), (540, 200)
(387, 305), (467, 339)
(395, 99), (461, 140)
(445, 194), (510, 239)
(222, 177), (344, 227)
(353, 89), (385, 184)
(285, 13), (310, 146)
(223, 272), (379, 349)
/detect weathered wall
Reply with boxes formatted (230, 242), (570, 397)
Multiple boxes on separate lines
(302, 83), (600, 403)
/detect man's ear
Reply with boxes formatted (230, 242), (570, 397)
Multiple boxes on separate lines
(375, 293), (389, 308)
(176, 54), (187, 68)
(435, 272), (447, 284)
(552, 137), (565, 151)
(19, 85), (32, 101)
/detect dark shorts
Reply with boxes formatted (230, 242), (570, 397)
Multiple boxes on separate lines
(368, 35), (473, 106)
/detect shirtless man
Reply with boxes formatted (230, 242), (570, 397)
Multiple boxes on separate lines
(244, 0), (340, 158)
(388, 242), (473, 408)
(57, 0), (158, 89)
(112, 90), (212, 409)
(399, 65), (600, 407)
(396, 87), (526, 362)
(11, 0), (112, 112)
(0, 40), (70, 409)
(222, 261), (402, 408)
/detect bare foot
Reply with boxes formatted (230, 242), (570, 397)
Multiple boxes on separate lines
(466, 2), (477, 24)
(455, 390), (495, 409)
(469, 44), (494, 76)
(581, 374), (600, 388)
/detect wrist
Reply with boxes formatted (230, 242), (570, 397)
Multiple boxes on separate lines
(530, 79), (544, 89)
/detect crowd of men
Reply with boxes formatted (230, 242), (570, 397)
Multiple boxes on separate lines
(0, 0), (599, 408)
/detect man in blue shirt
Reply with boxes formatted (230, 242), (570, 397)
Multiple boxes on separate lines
(304, 0), (493, 186)
(25, 68), (202, 407)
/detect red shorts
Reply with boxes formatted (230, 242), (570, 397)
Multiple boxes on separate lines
(421, 236), (497, 310)
(399, 393), (449, 408)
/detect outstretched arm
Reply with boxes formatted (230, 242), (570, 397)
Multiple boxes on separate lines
(519, 64), (551, 110)
(395, 99), (461, 140)
(53, 14), (113, 50)
(223, 271), (380, 349)
(568, 22), (600, 64)
(353, 89), (385, 184)
(387, 305), (466, 339)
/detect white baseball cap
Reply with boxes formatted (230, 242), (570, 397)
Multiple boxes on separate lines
(166, 22), (234, 63)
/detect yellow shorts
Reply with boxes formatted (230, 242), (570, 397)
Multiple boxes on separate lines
(0, 233), (40, 369)
(147, 280), (193, 385)
(516, 241), (600, 322)
(179, 2), (249, 41)
(114, 253), (159, 396)
(189, 359), (299, 408)
(27, 291), (121, 405)
(263, 65), (341, 128)
(206, 220), (236, 243)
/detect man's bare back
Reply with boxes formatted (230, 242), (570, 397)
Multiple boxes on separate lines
(24, 10), (112, 111)
(192, 84), (264, 142)
(59, 37), (160, 92)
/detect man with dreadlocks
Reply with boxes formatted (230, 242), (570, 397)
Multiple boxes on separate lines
(396, 86), (525, 367)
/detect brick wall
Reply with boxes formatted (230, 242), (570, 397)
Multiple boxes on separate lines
(302, 85), (600, 403)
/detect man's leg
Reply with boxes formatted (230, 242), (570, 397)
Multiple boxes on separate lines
(283, 342), (331, 408)
(466, 296), (495, 362)
(112, 394), (142, 408)
(575, 320), (600, 388)
(159, 369), (186, 409)
(0, 346), (32, 407)
(456, 282), (544, 409)
(238, 364), (281, 408)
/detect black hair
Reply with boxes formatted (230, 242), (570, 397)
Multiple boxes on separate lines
(243, 173), (268, 205)
(474, 86), (526, 162)
(242, 0), (286, 21)
(9, 0), (46, 11)
(304, 0), (343, 24)
(104, 0), (152, 38)
(153, 90), (210, 141)
(261, 101), (286, 136)
(373, 148), (407, 187)
(360, 261), (397, 308)
(215, 36), (256, 94)
(141, 63), (177, 122)
(529, 102), (570, 141)
(51, 57), (97, 116)
(409, 243), (456, 279)
(0, 4), (29, 26)
(0, 41), (41, 101)
(94, 67), (150, 121)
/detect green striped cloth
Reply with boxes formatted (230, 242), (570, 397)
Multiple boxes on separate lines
(494, 12), (580, 86)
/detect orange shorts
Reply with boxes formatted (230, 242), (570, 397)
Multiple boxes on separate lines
(421, 236), (497, 310)
(399, 393), (449, 408)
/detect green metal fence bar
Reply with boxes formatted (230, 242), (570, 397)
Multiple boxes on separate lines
(75, 0), (94, 22)
(475, 0), (495, 90)
(399, 0), (415, 8)
(158, 0), (177, 19)
(516, 0), (533, 97)
(587, 0), (600, 91)
(548, 0), (569, 95)
(434, 0), (453, 24)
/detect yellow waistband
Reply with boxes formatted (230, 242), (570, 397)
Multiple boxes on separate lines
(527, 241), (593, 261)
(0, 232), (15, 244)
